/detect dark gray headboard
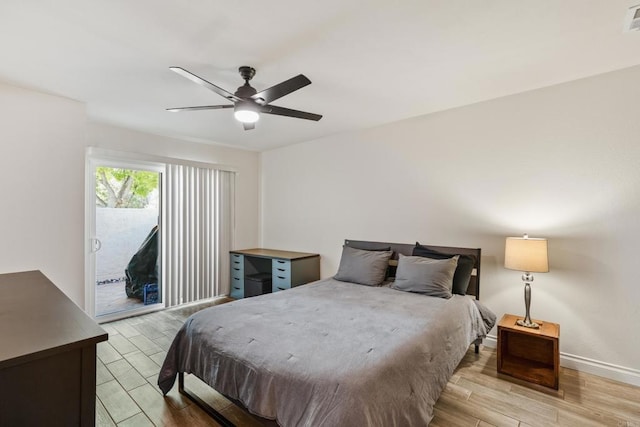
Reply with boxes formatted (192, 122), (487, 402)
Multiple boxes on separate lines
(344, 239), (482, 300)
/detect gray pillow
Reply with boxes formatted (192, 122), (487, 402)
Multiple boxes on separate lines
(413, 243), (475, 295)
(334, 245), (393, 286)
(392, 254), (458, 298)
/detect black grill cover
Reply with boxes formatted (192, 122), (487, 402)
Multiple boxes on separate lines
(125, 225), (158, 300)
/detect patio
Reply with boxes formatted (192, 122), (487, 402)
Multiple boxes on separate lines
(95, 207), (158, 317)
(96, 279), (145, 316)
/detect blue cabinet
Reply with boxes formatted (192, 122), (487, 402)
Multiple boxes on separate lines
(229, 249), (320, 298)
(230, 253), (244, 299)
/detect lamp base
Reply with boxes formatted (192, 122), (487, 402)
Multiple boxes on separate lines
(516, 318), (540, 329)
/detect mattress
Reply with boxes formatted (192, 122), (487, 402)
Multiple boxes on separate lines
(158, 278), (493, 426)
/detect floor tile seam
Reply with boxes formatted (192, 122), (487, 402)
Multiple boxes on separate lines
(96, 394), (119, 426)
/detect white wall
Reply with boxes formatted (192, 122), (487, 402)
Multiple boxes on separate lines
(0, 83), (87, 305)
(262, 65), (640, 379)
(0, 82), (260, 309)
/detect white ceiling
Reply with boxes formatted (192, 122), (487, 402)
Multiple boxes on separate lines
(1, 1), (639, 151)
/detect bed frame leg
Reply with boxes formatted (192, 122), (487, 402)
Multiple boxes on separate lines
(474, 343), (479, 354)
(177, 373), (236, 427)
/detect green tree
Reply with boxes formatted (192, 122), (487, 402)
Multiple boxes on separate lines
(96, 168), (158, 208)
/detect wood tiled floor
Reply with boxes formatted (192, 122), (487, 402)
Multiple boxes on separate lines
(97, 299), (640, 426)
(95, 297), (261, 427)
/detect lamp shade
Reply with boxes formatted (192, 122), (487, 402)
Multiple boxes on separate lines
(504, 236), (549, 273)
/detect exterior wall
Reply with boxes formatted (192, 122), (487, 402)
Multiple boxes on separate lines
(95, 208), (158, 282)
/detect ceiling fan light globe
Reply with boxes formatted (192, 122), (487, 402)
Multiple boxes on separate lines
(234, 109), (260, 123)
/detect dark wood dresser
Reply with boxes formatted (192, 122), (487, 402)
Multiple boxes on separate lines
(0, 270), (108, 426)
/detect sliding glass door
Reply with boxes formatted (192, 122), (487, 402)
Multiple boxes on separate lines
(94, 166), (161, 317)
(86, 154), (164, 322)
(85, 148), (235, 321)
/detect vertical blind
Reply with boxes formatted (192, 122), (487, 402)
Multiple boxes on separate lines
(163, 164), (235, 307)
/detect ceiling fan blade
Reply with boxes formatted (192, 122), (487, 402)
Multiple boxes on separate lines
(261, 105), (322, 121)
(252, 74), (311, 105)
(243, 122), (256, 131)
(169, 67), (242, 102)
(166, 105), (233, 112)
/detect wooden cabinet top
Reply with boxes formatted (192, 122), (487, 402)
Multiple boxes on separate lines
(231, 248), (319, 261)
(498, 313), (559, 339)
(0, 270), (108, 370)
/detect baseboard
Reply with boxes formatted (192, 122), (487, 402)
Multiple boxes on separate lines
(483, 335), (640, 387)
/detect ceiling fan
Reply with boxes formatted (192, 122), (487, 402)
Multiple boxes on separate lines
(167, 66), (322, 130)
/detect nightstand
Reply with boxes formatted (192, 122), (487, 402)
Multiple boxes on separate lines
(497, 313), (560, 389)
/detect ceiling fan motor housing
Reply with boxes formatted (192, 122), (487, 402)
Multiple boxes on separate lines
(235, 84), (257, 98)
(235, 66), (258, 99)
(239, 66), (256, 81)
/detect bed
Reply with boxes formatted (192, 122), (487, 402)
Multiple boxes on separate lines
(158, 240), (496, 426)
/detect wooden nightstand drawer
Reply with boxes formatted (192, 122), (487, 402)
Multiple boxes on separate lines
(497, 313), (559, 389)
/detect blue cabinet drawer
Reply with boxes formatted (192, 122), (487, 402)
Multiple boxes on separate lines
(230, 276), (244, 299)
(272, 268), (290, 280)
(231, 254), (244, 269)
(272, 259), (291, 276)
(231, 266), (244, 280)
(272, 275), (291, 292)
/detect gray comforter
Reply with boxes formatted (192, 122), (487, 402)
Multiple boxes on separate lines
(159, 278), (493, 426)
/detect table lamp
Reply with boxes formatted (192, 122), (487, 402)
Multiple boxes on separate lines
(504, 234), (549, 329)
